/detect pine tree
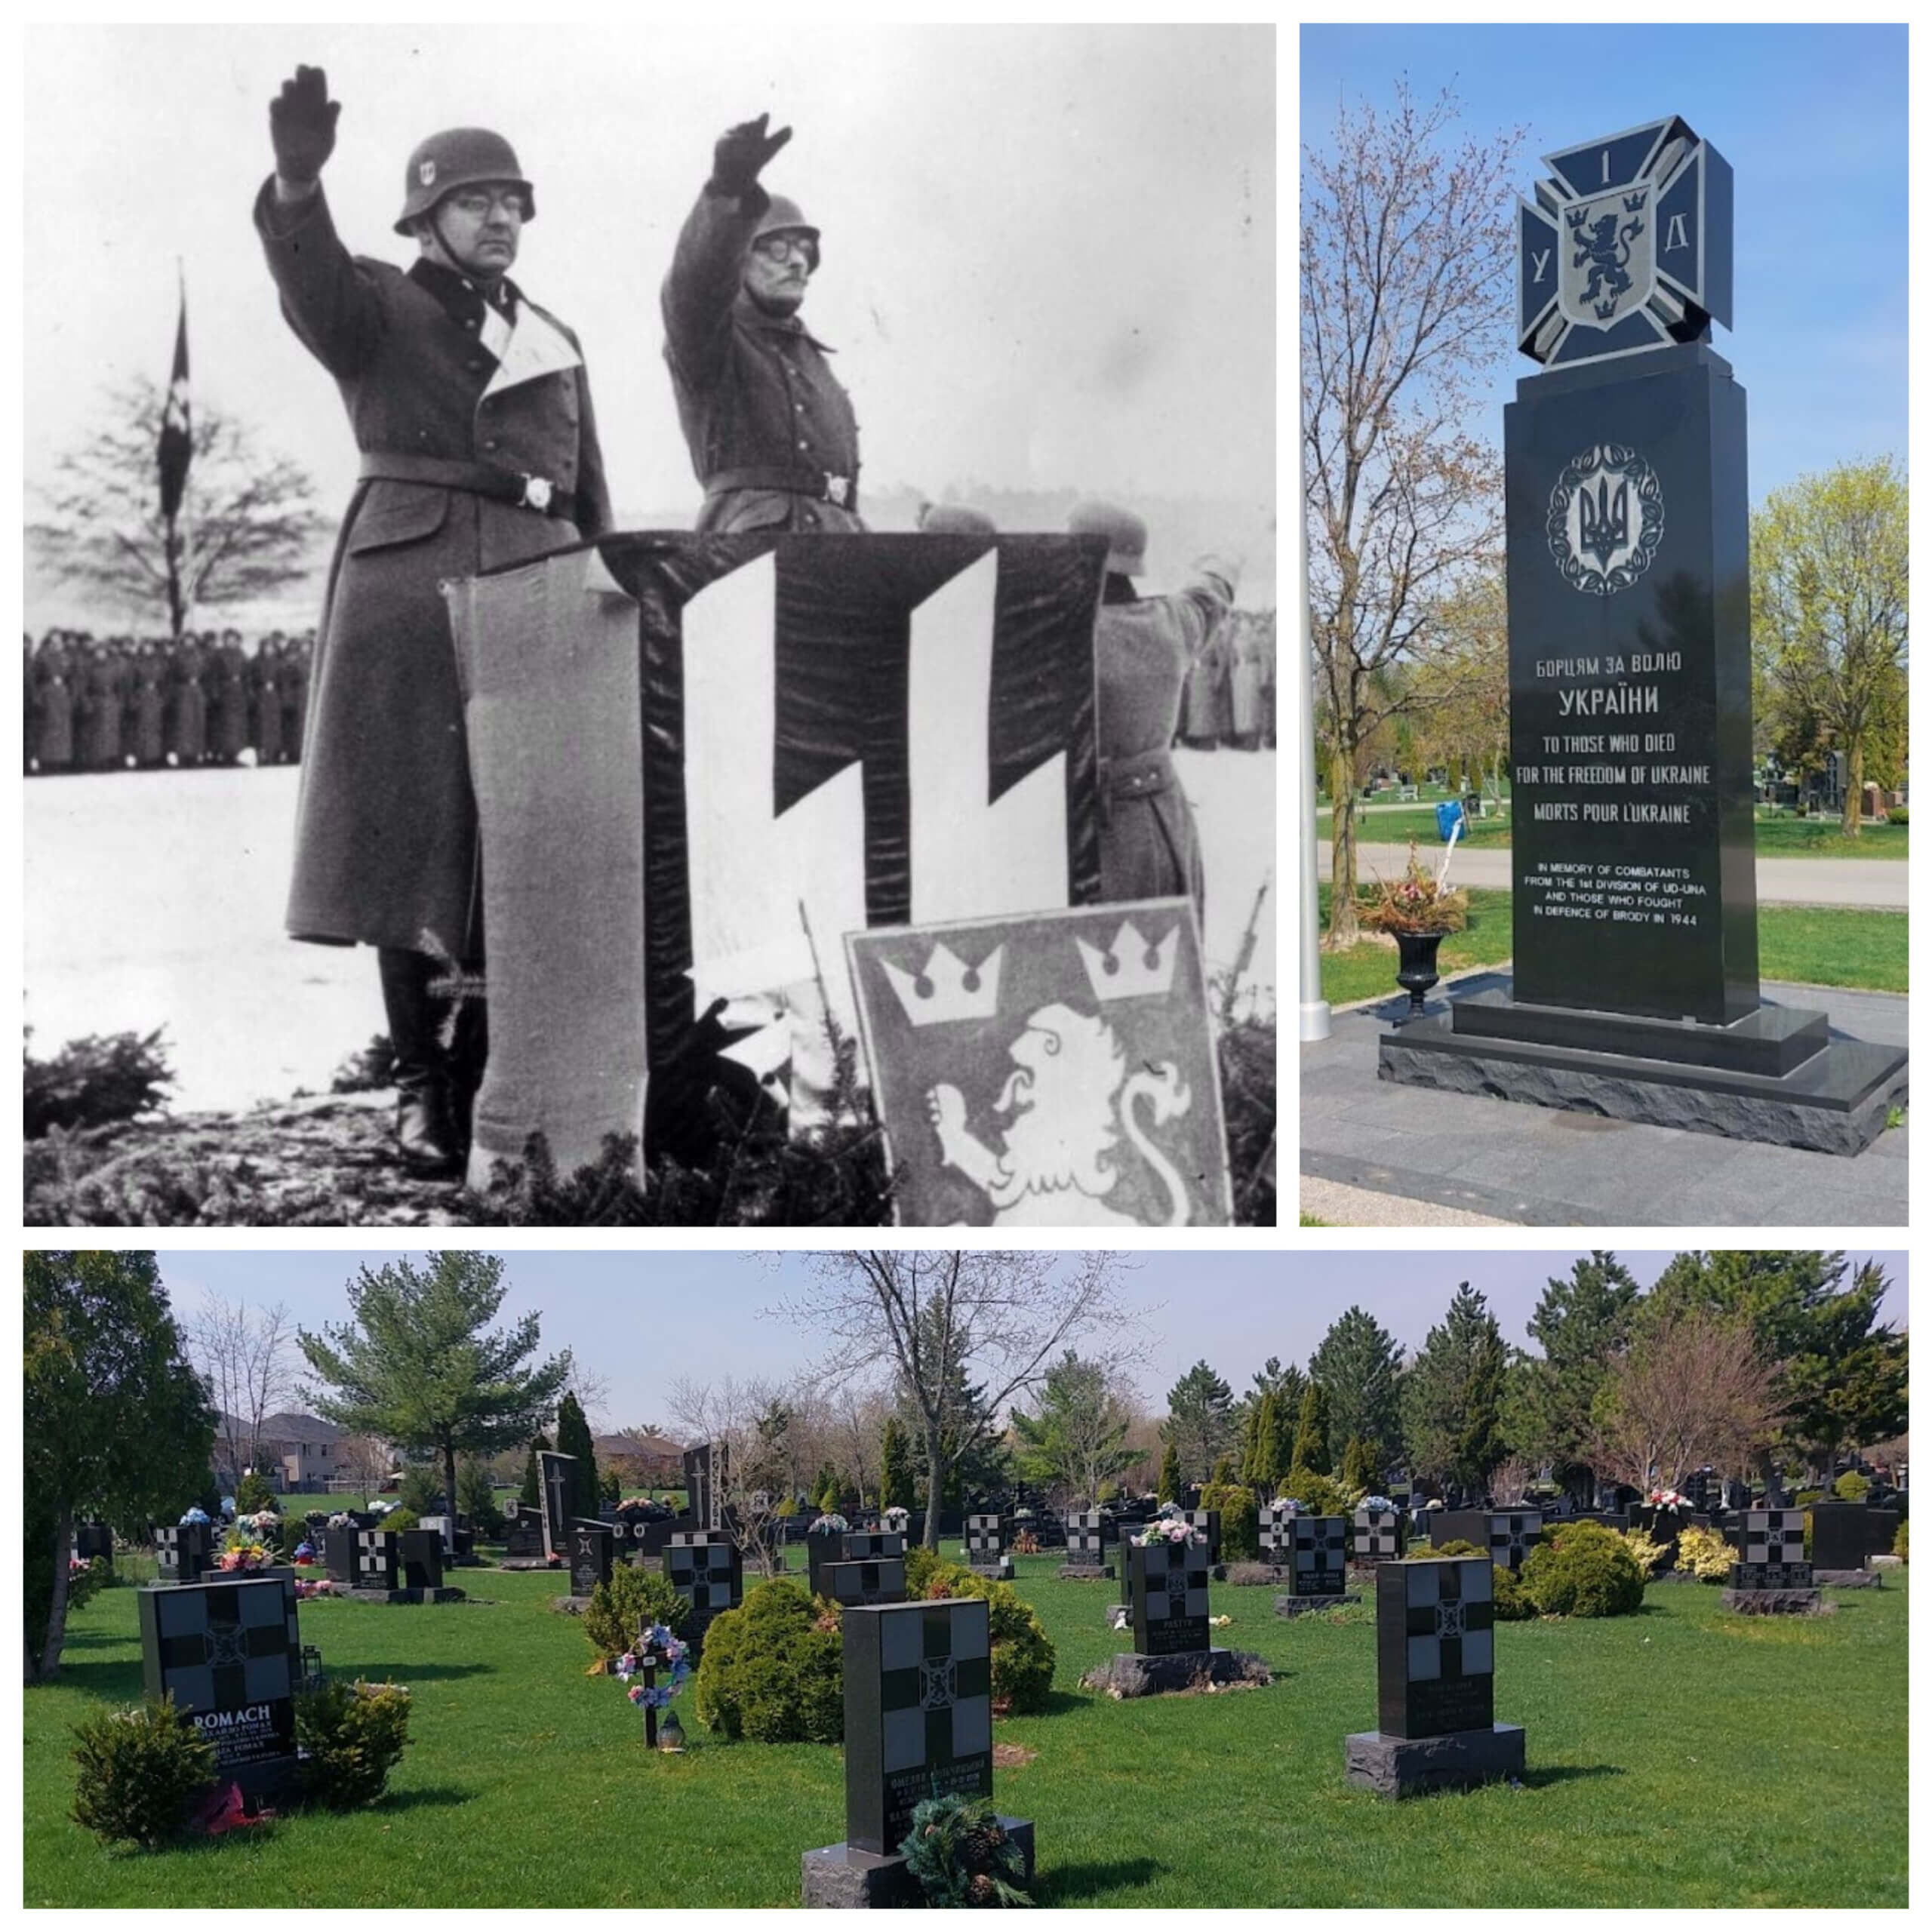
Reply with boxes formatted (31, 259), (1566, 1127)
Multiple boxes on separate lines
(1164, 1360), (1235, 1481)
(881, 1415), (915, 1512)
(1261, 1389), (1297, 1490)
(1340, 1434), (1379, 1494)
(1239, 1389), (1278, 1491)
(519, 1432), (548, 1509)
(1292, 1380), (1332, 1475)
(1401, 1283), (1509, 1494)
(1158, 1441), (1183, 1506)
(1309, 1307), (1404, 1470)
(555, 1392), (599, 1520)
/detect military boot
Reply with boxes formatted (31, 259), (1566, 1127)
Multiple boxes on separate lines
(377, 946), (463, 1179)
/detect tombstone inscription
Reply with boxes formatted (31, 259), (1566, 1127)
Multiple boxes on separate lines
(570, 1521), (615, 1598)
(1128, 1539), (1210, 1657)
(138, 1574), (302, 1798)
(1344, 1556), (1526, 1796)
(1380, 114), (1907, 1153)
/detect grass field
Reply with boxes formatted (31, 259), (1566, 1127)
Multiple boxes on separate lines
(24, 1554), (1908, 1908)
(1316, 808), (1909, 859)
(1317, 889), (1907, 1004)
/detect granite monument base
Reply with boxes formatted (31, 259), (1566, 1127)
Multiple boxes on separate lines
(347, 1586), (466, 1605)
(1275, 1592), (1358, 1618)
(497, 1556), (560, 1572)
(1344, 1722), (1526, 1798)
(1814, 1569), (1883, 1589)
(1381, 989), (1906, 1156)
(1081, 1647), (1271, 1699)
(1721, 1587), (1827, 1615)
(1057, 1563), (1115, 1582)
(801, 1818), (1035, 1909)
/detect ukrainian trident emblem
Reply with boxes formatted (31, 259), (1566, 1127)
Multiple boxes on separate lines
(1547, 444), (1665, 595)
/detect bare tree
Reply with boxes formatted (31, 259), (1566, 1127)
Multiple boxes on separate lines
(29, 377), (327, 638)
(334, 1432), (395, 1506)
(666, 1373), (795, 1576)
(1586, 1309), (1786, 1494)
(1303, 82), (1524, 943)
(1489, 1454), (1536, 1507)
(768, 1252), (1144, 1549)
(829, 1383), (895, 1512)
(189, 1292), (298, 1488)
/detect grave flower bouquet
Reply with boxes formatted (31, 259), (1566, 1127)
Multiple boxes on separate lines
(1134, 1518), (1195, 1549)
(294, 1577), (337, 1600)
(1359, 841), (1469, 936)
(808, 1512), (849, 1536)
(1361, 1496), (1395, 1514)
(617, 1626), (691, 1709)
(180, 1506), (211, 1526)
(293, 1540), (318, 1566)
(218, 1537), (272, 1571)
(328, 1511), (354, 1530)
(1647, 1487), (1690, 1512)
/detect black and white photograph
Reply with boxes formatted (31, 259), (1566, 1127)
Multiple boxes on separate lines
(22, 22), (1277, 1228)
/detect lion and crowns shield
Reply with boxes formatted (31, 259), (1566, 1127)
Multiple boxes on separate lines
(848, 900), (1233, 1226)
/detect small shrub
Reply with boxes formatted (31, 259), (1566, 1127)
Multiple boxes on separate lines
(1520, 1521), (1644, 1617)
(1198, 1481), (1259, 1561)
(66, 1555), (112, 1614)
(696, 1578), (844, 1743)
(234, 1470), (278, 1515)
(1674, 1524), (1736, 1583)
(294, 1679), (412, 1808)
(396, 1467), (442, 1517)
(1833, 1471), (1872, 1503)
(1893, 1519), (1908, 1561)
(582, 1564), (690, 1659)
(1620, 1527), (1672, 1577)
(1405, 1537), (1483, 1558)
(378, 1509), (419, 1535)
(1792, 1488), (1825, 1508)
(900, 1792), (1035, 1907)
(1888, 803), (1909, 826)
(895, 1552), (1055, 1713)
(1279, 1468), (1355, 1518)
(1491, 1561), (1535, 1622)
(903, 1543), (959, 1598)
(70, 1697), (217, 1849)
(26, 1028), (174, 1137)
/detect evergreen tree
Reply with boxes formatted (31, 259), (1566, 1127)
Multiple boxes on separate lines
(1163, 1360), (1236, 1481)
(1291, 1380), (1332, 1475)
(555, 1392), (600, 1521)
(458, 1455), (505, 1537)
(1238, 1389), (1278, 1491)
(518, 1432), (549, 1510)
(880, 1415), (916, 1513)
(1308, 1307), (1403, 1469)
(300, 1254), (571, 1544)
(1340, 1434), (1380, 1493)
(1503, 1251), (1641, 1497)
(1158, 1441), (1183, 1506)
(1401, 1283), (1509, 1494)
(1008, 1351), (1138, 1506)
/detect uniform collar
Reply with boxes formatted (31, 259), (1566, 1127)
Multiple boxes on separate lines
(732, 287), (837, 353)
(409, 257), (524, 327)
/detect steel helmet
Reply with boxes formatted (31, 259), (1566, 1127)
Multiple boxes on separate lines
(393, 128), (534, 235)
(751, 193), (820, 271)
(919, 503), (997, 537)
(1067, 498), (1147, 577)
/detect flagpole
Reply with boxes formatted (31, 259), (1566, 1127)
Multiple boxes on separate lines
(158, 259), (191, 638)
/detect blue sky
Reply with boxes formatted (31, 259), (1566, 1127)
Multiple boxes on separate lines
(153, 1248), (1906, 1429)
(1300, 23), (1907, 505)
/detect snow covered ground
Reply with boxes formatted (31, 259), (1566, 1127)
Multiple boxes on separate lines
(26, 749), (1275, 1115)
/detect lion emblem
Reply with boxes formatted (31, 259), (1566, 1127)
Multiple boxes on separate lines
(924, 1001), (1193, 1226)
(1567, 193), (1646, 319)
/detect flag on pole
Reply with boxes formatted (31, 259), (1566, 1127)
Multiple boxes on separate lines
(158, 272), (192, 521)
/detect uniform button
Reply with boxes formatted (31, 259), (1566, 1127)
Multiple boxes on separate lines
(794, 401), (804, 413)
(798, 438), (809, 451)
(467, 358), (484, 372)
(483, 438), (499, 451)
(465, 318), (478, 331)
(803, 507), (818, 527)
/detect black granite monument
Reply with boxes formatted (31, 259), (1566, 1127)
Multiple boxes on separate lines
(1352, 1505), (1404, 1566)
(1430, 1509), (1543, 1572)
(1344, 1555), (1526, 1796)
(538, 1451), (577, 1563)
(964, 1514), (1014, 1580)
(1060, 1509), (1112, 1578)
(570, 1521), (614, 1598)
(1722, 1507), (1820, 1611)
(1811, 1502), (1903, 1577)
(1128, 1538), (1210, 1656)
(1281, 1515), (1350, 1599)
(820, 1557), (909, 1610)
(663, 1534), (743, 1655)
(1380, 115), (1907, 1153)
(155, 1521), (215, 1586)
(138, 1574), (302, 1800)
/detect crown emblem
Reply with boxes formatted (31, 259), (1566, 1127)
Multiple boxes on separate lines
(879, 943), (1004, 1026)
(1075, 920), (1180, 1002)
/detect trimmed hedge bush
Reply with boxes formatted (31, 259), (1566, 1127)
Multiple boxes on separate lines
(696, 1578), (844, 1743)
(1198, 1481), (1259, 1561)
(1520, 1521), (1644, 1617)
(581, 1564), (690, 1660)
(294, 1680), (413, 1809)
(1619, 1527), (1672, 1577)
(1833, 1471), (1872, 1503)
(1403, 1536), (1532, 1617)
(1673, 1524), (1735, 1583)
(69, 1697), (217, 1849)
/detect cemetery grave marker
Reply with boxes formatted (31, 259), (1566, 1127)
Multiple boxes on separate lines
(1278, 1515), (1351, 1607)
(964, 1514), (1014, 1580)
(1344, 1555), (1526, 1796)
(155, 1521), (214, 1586)
(1723, 1508), (1820, 1611)
(1258, 1502), (1297, 1573)
(1061, 1509), (1112, 1578)
(1128, 1538), (1210, 1657)
(74, 1523), (113, 1570)
(1185, 1508), (1223, 1567)
(539, 1451), (577, 1563)
(1810, 1503), (1903, 1577)
(803, 1596), (1030, 1908)
(355, 1530), (398, 1591)
(809, 1529), (905, 1598)
(1430, 1510), (1543, 1572)
(138, 1574), (302, 1800)
(1353, 1506), (1404, 1565)
(663, 1537), (743, 1655)
(820, 1558), (909, 1609)
(571, 1521), (615, 1598)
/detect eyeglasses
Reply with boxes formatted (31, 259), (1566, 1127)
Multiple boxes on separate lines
(750, 233), (815, 266)
(445, 188), (527, 221)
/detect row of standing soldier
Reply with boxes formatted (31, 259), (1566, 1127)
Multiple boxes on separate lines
(25, 628), (312, 774)
(257, 67), (1245, 1181)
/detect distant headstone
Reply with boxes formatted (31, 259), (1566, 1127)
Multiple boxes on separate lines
(1063, 1511), (1110, 1574)
(808, 1529), (904, 1597)
(571, 1521), (615, 1598)
(355, 1530), (398, 1592)
(1258, 1501), (1297, 1570)
(1430, 1510), (1543, 1572)
(504, 1507), (549, 1562)
(1128, 1539), (1209, 1657)
(1344, 1555), (1525, 1797)
(1282, 1516), (1350, 1599)
(964, 1515), (1011, 1579)
(1721, 1509), (1818, 1608)
(155, 1521), (214, 1586)
(683, 1441), (728, 1532)
(319, 1525), (360, 1582)
(1810, 1503), (1901, 1574)
(820, 1558), (908, 1609)
(663, 1536), (743, 1656)
(1184, 1509), (1223, 1566)
(138, 1574), (302, 1798)
(539, 1452), (577, 1562)
(1352, 1506), (1404, 1565)
(75, 1522), (113, 1568)
(397, 1528), (445, 1592)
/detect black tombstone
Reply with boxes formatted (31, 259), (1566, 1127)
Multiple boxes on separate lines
(1430, 1510), (1543, 1572)
(138, 1574), (302, 1799)
(1258, 1502), (1297, 1570)
(1727, 1508), (1811, 1591)
(1352, 1506), (1404, 1565)
(397, 1528), (445, 1592)
(1810, 1503), (1902, 1574)
(319, 1525), (360, 1582)
(538, 1451), (577, 1563)
(155, 1521), (215, 1585)
(820, 1557), (908, 1609)
(570, 1521), (614, 1597)
(831, 1597), (1001, 1871)
(663, 1536), (743, 1656)
(1128, 1540), (1210, 1657)
(74, 1522), (113, 1572)
(1184, 1509), (1223, 1566)
(964, 1514), (1007, 1571)
(504, 1506), (549, 1562)
(683, 1441), (727, 1532)
(1284, 1516), (1350, 1598)
(1064, 1510), (1109, 1571)
(1378, 114), (1906, 1154)
(355, 1530), (398, 1591)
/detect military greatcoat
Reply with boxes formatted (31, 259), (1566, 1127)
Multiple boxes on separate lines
(256, 180), (611, 955)
(661, 185), (863, 534)
(1094, 558), (1238, 921)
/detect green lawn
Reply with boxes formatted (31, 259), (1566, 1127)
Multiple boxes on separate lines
(1316, 810), (1909, 860)
(24, 1555), (1907, 1906)
(1318, 889), (1906, 1004)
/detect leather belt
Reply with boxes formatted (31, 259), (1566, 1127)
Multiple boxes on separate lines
(358, 451), (578, 522)
(703, 464), (857, 509)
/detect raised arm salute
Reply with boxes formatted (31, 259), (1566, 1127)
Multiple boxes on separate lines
(662, 113), (864, 533)
(254, 63), (611, 1179)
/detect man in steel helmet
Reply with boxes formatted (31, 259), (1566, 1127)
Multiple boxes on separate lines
(254, 63), (611, 1179)
(662, 114), (864, 534)
(1068, 499), (1241, 925)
